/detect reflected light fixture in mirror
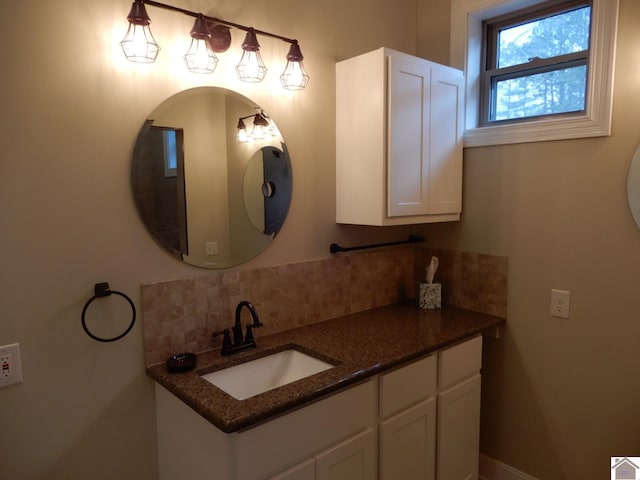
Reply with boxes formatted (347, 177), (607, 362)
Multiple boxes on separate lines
(120, 0), (309, 90)
(184, 15), (218, 74)
(236, 113), (272, 143)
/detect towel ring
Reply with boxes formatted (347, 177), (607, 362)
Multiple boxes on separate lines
(81, 282), (136, 342)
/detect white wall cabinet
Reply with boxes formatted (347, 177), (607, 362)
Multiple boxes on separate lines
(155, 336), (482, 480)
(336, 47), (464, 226)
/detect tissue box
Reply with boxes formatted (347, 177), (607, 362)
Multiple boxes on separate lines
(418, 283), (441, 309)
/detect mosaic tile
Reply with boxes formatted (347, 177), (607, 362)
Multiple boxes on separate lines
(141, 246), (508, 366)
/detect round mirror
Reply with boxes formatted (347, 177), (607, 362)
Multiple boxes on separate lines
(628, 144), (640, 229)
(131, 87), (292, 268)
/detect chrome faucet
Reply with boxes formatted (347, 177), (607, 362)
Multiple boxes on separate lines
(212, 301), (263, 356)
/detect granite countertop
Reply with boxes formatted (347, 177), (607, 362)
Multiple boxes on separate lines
(147, 303), (505, 433)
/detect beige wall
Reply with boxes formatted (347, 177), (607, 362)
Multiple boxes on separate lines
(418, 1), (640, 479)
(0, 0), (416, 479)
(1, 0), (638, 479)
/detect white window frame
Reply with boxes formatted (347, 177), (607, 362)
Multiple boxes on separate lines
(451, 0), (619, 147)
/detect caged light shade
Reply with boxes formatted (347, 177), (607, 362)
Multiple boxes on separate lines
(120, 0), (309, 90)
(236, 29), (267, 83)
(184, 15), (218, 74)
(280, 42), (309, 90)
(120, 0), (160, 63)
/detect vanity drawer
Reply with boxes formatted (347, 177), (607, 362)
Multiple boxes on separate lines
(379, 354), (437, 418)
(438, 335), (482, 389)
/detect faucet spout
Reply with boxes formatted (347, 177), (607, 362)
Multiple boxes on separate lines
(235, 301), (263, 329)
(215, 301), (263, 356)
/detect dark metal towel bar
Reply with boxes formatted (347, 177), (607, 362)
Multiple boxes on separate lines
(330, 235), (424, 254)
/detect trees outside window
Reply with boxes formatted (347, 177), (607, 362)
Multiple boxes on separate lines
(482, 1), (592, 124)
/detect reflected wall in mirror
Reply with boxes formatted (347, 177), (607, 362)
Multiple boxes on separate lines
(628, 144), (640, 229)
(131, 87), (292, 268)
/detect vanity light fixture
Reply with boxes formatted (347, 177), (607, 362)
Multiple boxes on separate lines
(184, 15), (218, 74)
(236, 118), (249, 143)
(236, 112), (272, 142)
(121, 0), (309, 90)
(236, 29), (267, 83)
(280, 42), (310, 90)
(120, 0), (160, 63)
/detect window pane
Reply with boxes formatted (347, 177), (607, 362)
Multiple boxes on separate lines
(493, 65), (587, 120)
(163, 130), (178, 177)
(497, 6), (591, 68)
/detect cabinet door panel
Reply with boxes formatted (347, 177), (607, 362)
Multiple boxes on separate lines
(270, 458), (315, 480)
(428, 67), (464, 215)
(438, 335), (482, 389)
(437, 374), (481, 480)
(379, 398), (436, 480)
(379, 354), (436, 418)
(388, 54), (430, 217)
(315, 429), (376, 480)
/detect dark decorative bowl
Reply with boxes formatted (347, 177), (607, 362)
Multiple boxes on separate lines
(166, 353), (197, 373)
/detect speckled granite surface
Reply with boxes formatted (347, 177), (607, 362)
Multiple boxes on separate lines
(147, 302), (505, 433)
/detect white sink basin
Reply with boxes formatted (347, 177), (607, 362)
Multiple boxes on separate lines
(201, 349), (335, 400)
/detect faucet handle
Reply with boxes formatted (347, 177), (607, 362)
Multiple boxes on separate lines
(212, 329), (232, 349)
(244, 324), (255, 344)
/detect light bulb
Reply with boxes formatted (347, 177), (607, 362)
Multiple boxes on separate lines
(237, 118), (249, 142)
(250, 114), (269, 140)
(184, 16), (218, 74)
(237, 50), (268, 82)
(120, 1), (159, 63)
(236, 29), (267, 82)
(184, 38), (217, 73)
(280, 42), (309, 90)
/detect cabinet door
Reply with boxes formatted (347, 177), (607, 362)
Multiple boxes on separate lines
(387, 54), (431, 217)
(379, 397), (436, 480)
(437, 374), (481, 480)
(270, 458), (315, 480)
(315, 428), (376, 480)
(428, 66), (464, 215)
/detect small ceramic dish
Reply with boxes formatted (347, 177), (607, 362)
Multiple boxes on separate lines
(166, 352), (197, 373)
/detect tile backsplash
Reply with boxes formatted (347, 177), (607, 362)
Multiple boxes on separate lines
(142, 246), (507, 367)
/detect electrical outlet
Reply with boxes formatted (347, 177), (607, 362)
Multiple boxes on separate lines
(0, 343), (23, 387)
(205, 241), (218, 256)
(550, 289), (570, 318)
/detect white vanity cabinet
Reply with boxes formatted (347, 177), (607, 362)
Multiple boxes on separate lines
(378, 355), (437, 480)
(271, 428), (376, 480)
(336, 47), (464, 226)
(155, 335), (482, 480)
(436, 335), (482, 480)
(155, 379), (377, 480)
(377, 335), (482, 480)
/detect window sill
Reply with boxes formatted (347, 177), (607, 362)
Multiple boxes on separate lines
(463, 113), (610, 148)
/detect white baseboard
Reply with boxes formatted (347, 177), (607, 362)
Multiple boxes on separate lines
(479, 453), (539, 480)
